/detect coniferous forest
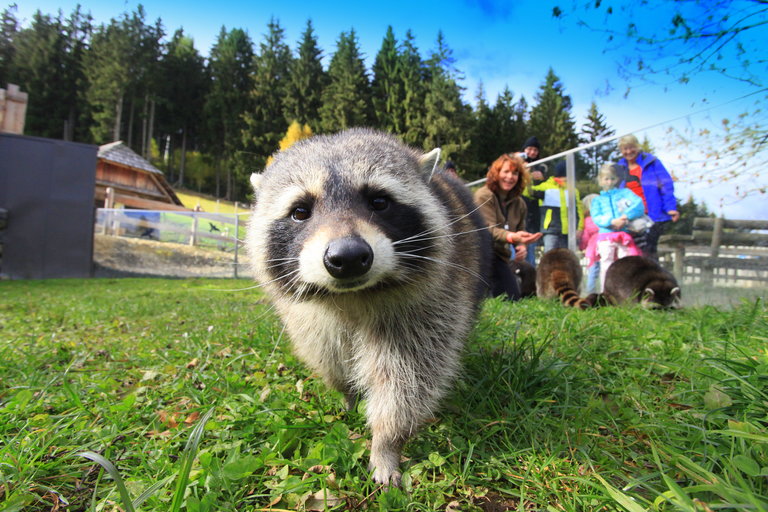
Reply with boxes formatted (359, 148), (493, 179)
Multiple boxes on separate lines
(1, 5), (620, 202)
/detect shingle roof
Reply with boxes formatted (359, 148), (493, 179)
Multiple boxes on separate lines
(98, 141), (162, 175)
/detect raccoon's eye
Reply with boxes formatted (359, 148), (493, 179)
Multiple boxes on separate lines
(369, 196), (389, 211)
(291, 206), (312, 222)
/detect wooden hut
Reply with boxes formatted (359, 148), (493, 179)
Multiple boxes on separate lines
(95, 141), (187, 211)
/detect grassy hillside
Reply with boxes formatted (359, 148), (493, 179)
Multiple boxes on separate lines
(1, 279), (766, 511)
(175, 190), (248, 215)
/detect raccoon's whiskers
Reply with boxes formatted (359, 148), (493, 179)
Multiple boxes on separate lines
(399, 253), (488, 284)
(208, 283), (264, 292)
(393, 205), (482, 245)
(396, 244), (441, 256)
(395, 225), (492, 246)
(264, 257), (301, 267)
(258, 268), (302, 289)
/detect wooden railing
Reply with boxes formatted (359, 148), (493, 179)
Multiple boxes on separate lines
(659, 218), (768, 285)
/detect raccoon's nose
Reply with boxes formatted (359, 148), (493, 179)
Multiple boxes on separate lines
(323, 237), (374, 279)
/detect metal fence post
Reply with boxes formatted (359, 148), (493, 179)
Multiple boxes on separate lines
(565, 153), (578, 253)
(233, 213), (239, 279)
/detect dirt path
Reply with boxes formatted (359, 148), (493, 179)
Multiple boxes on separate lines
(93, 234), (251, 278)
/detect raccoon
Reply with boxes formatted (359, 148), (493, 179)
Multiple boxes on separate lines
(510, 259), (537, 298)
(246, 128), (490, 487)
(536, 248), (590, 309)
(602, 255), (681, 308)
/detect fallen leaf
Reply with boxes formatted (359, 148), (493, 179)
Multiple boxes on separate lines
(304, 490), (342, 511)
(157, 410), (179, 428)
(184, 411), (200, 424)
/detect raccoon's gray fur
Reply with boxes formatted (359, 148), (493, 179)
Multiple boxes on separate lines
(246, 128), (490, 486)
(602, 255), (681, 308)
(536, 248), (589, 309)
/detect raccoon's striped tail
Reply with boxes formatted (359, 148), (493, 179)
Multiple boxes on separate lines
(555, 284), (590, 309)
(547, 270), (590, 309)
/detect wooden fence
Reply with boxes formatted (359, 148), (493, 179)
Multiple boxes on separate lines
(659, 217), (768, 286)
(94, 208), (250, 277)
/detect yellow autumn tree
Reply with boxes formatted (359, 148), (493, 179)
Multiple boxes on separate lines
(267, 121), (313, 166)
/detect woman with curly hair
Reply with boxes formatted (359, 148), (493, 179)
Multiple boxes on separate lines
(474, 153), (542, 300)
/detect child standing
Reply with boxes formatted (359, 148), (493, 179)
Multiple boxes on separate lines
(590, 163), (645, 291)
(579, 193), (600, 294)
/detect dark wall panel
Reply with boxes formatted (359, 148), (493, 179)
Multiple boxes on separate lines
(0, 134), (97, 279)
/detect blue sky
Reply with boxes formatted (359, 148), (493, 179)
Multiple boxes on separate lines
(11, 0), (767, 218)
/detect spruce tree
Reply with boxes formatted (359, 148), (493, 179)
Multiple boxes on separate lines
(242, 17), (291, 170)
(467, 86), (529, 179)
(398, 30), (427, 147)
(0, 6), (18, 85)
(85, 18), (132, 143)
(494, 86), (528, 154)
(85, 6), (163, 147)
(156, 29), (208, 186)
(12, 7), (91, 140)
(423, 31), (470, 159)
(319, 29), (372, 133)
(203, 26), (254, 198)
(528, 68), (579, 157)
(371, 26), (404, 134)
(283, 19), (325, 128)
(579, 101), (615, 179)
(468, 83), (497, 175)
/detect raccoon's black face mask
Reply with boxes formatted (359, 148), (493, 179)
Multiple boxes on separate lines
(264, 174), (438, 297)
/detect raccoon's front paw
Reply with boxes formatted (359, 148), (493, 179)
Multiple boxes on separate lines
(370, 464), (402, 488)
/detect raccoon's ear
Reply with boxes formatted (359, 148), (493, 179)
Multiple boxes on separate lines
(418, 147), (442, 182)
(671, 287), (682, 308)
(250, 173), (263, 192)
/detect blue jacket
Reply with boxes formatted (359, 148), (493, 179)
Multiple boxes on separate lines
(591, 188), (646, 234)
(618, 152), (677, 223)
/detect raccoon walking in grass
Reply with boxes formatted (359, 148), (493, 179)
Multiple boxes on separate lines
(246, 128), (490, 486)
(535, 248), (590, 309)
(594, 255), (681, 308)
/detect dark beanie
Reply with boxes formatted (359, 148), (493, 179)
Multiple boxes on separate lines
(555, 161), (567, 177)
(522, 136), (540, 150)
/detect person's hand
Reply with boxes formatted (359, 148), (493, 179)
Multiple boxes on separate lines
(610, 217), (628, 230)
(506, 231), (542, 244)
(668, 210), (680, 222)
(514, 245), (527, 261)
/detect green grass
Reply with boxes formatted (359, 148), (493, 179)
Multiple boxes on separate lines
(1, 279), (766, 511)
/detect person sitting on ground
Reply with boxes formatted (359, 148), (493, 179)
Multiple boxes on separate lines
(473, 153), (542, 300)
